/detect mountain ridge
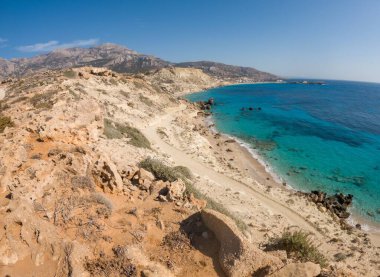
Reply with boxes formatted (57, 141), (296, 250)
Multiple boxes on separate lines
(0, 43), (279, 82)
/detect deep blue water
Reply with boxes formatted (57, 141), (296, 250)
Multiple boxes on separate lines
(186, 80), (380, 226)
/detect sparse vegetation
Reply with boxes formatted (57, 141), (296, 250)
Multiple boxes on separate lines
(69, 89), (80, 100)
(139, 158), (247, 230)
(139, 93), (154, 106)
(87, 193), (113, 213)
(109, 78), (118, 86)
(84, 247), (137, 277)
(162, 231), (191, 250)
(139, 158), (191, 182)
(157, 127), (168, 138)
(30, 91), (56, 109)
(119, 90), (130, 99)
(63, 70), (77, 79)
(104, 119), (151, 148)
(0, 101), (10, 112)
(0, 115), (14, 133)
(266, 230), (327, 267)
(71, 176), (94, 191)
(104, 119), (123, 139)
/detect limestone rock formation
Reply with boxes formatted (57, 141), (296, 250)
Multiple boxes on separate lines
(201, 209), (283, 277)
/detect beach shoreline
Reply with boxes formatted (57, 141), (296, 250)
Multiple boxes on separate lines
(184, 95), (380, 244)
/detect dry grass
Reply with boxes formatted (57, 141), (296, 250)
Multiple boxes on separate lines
(139, 93), (154, 106)
(87, 193), (113, 212)
(0, 116), (14, 133)
(30, 91), (56, 109)
(84, 247), (137, 277)
(104, 119), (151, 149)
(71, 176), (94, 191)
(266, 230), (328, 267)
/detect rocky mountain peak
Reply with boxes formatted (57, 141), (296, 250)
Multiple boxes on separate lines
(0, 43), (279, 82)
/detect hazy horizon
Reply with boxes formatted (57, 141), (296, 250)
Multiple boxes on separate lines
(1, 0), (380, 83)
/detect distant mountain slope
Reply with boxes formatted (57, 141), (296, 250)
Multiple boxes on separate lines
(0, 43), (278, 82)
(176, 61), (278, 82)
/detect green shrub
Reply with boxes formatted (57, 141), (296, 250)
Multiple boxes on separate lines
(104, 119), (123, 139)
(139, 158), (189, 182)
(103, 119), (151, 149)
(267, 230), (327, 267)
(63, 70), (77, 79)
(0, 116), (14, 133)
(172, 165), (193, 180)
(120, 124), (151, 149)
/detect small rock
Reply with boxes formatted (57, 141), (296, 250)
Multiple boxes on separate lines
(157, 220), (165, 231)
(202, 231), (209, 239)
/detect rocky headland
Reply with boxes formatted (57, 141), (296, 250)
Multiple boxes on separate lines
(0, 66), (378, 277)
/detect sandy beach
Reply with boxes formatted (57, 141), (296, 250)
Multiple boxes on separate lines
(142, 99), (380, 276)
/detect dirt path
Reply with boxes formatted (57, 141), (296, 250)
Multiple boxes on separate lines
(142, 105), (325, 239)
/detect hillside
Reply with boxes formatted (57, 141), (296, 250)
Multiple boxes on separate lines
(0, 44), (278, 83)
(176, 61), (278, 82)
(0, 67), (378, 276)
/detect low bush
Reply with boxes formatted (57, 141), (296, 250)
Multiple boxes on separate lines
(104, 119), (151, 149)
(0, 116), (14, 133)
(104, 119), (124, 139)
(266, 230), (327, 267)
(63, 70), (77, 79)
(30, 91), (56, 109)
(71, 176), (94, 191)
(139, 158), (247, 231)
(87, 193), (113, 212)
(139, 158), (190, 182)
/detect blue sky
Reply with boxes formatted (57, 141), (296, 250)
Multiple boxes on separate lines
(1, 0), (380, 82)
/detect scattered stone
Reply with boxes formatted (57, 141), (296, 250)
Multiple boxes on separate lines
(165, 179), (186, 201)
(302, 190), (353, 221)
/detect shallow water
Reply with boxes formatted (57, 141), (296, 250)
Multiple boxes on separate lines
(186, 80), (380, 225)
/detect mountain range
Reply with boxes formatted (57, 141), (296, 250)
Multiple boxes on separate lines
(0, 43), (278, 82)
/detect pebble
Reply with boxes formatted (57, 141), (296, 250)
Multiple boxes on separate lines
(202, 231), (209, 239)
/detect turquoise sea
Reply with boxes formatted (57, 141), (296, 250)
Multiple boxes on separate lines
(186, 81), (380, 228)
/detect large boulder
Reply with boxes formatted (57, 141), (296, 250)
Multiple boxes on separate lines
(201, 209), (283, 277)
(93, 157), (123, 193)
(270, 262), (321, 277)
